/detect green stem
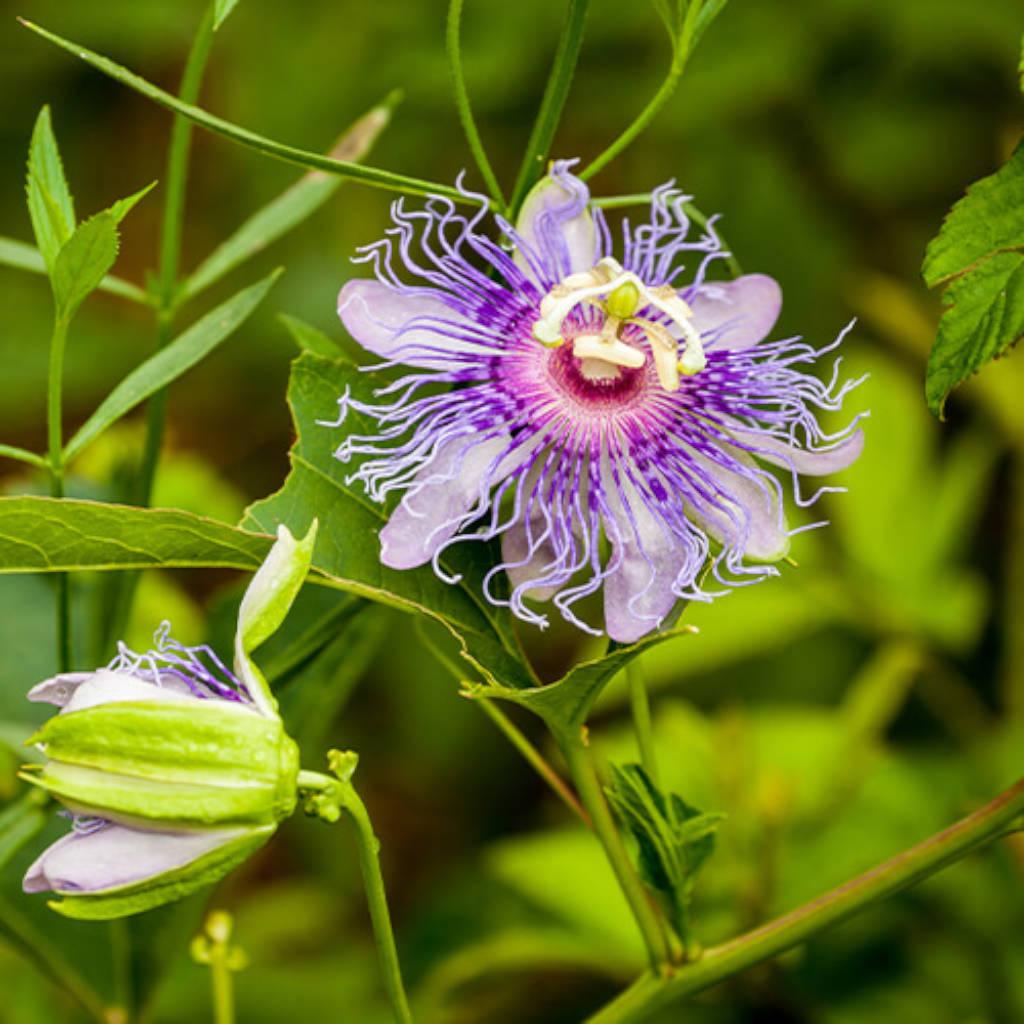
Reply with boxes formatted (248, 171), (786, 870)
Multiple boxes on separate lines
(508, 0), (591, 214)
(625, 661), (660, 787)
(211, 956), (235, 1024)
(560, 732), (669, 968)
(19, 19), (472, 207)
(446, 0), (506, 210)
(340, 787), (414, 1024)
(477, 697), (589, 824)
(588, 777), (1024, 1023)
(580, 2), (702, 182)
(46, 314), (71, 671)
(110, 918), (134, 1022)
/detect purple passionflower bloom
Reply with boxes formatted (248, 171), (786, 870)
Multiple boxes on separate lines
(332, 162), (864, 643)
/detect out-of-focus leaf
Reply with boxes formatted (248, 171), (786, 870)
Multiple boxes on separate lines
(922, 142), (1024, 416)
(0, 793), (48, 872)
(25, 106), (74, 275)
(64, 269), (282, 461)
(213, 0), (241, 31)
(605, 763), (723, 943)
(243, 353), (535, 688)
(277, 314), (348, 360)
(0, 236), (149, 304)
(180, 98), (394, 304)
(51, 183), (153, 321)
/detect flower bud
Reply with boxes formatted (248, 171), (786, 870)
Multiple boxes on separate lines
(20, 523), (317, 919)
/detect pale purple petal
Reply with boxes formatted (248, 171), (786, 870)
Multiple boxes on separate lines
(512, 167), (597, 285)
(337, 280), (483, 368)
(380, 434), (512, 570)
(500, 519), (561, 602)
(27, 673), (94, 708)
(23, 824), (245, 895)
(687, 450), (790, 562)
(60, 672), (202, 715)
(603, 495), (686, 644)
(738, 427), (865, 476)
(686, 274), (782, 352)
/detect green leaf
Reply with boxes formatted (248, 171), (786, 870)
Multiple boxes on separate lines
(467, 626), (695, 735)
(0, 443), (46, 469)
(243, 353), (535, 688)
(605, 762), (723, 944)
(213, 0), (241, 30)
(180, 98), (394, 304)
(0, 497), (272, 573)
(0, 234), (150, 304)
(277, 313), (348, 359)
(19, 19), (467, 205)
(51, 183), (154, 321)
(922, 141), (1024, 416)
(64, 269), (282, 462)
(25, 105), (75, 275)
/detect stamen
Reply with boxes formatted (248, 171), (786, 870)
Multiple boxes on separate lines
(531, 258), (707, 390)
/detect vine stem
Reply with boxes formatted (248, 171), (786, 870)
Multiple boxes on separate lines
(508, 0), (591, 214)
(625, 661), (660, 787)
(588, 777), (1024, 1023)
(579, 1), (702, 182)
(210, 955), (235, 1024)
(446, 0), (506, 210)
(560, 732), (669, 968)
(46, 314), (70, 671)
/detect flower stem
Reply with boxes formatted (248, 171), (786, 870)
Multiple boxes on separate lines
(579, 1), (702, 182)
(339, 787), (414, 1024)
(210, 955), (235, 1024)
(560, 732), (669, 968)
(588, 777), (1024, 1023)
(508, 0), (591, 214)
(46, 314), (71, 671)
(446, 0), (506, 210)
(625, 661), (660, 787)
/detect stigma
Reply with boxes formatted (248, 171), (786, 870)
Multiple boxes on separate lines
(531, 257), (707, 391)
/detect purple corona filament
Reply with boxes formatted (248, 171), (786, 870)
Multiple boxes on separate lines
(109, 621), (249, 703)
(331, 161), (865, 643)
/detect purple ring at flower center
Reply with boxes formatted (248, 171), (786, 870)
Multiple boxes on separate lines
(544, 338), (649, 411)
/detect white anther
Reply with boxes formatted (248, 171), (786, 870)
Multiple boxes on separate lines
(572, 332), (646, 369)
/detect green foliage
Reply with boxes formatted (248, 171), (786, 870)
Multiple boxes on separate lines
(468, 627), (694, 736)
(64, 269), (282, 462)
(923, 141), (1024, 416)
(213, 0), (242, 31)
(277, 314), (348, 359)
(0, 497), (270, 573)
(50, 184), (154, 322)
(605, 762), (723, 946)
(25, 107), (74, 276)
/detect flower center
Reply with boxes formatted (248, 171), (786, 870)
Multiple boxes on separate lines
(531, 257), (706, 392)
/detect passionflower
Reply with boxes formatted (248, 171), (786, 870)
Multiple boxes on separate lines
(20, 524), (316, 919)
(332, 161), (864, 642)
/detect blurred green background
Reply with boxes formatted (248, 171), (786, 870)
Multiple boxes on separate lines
(1, 1), (1023, 1022)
